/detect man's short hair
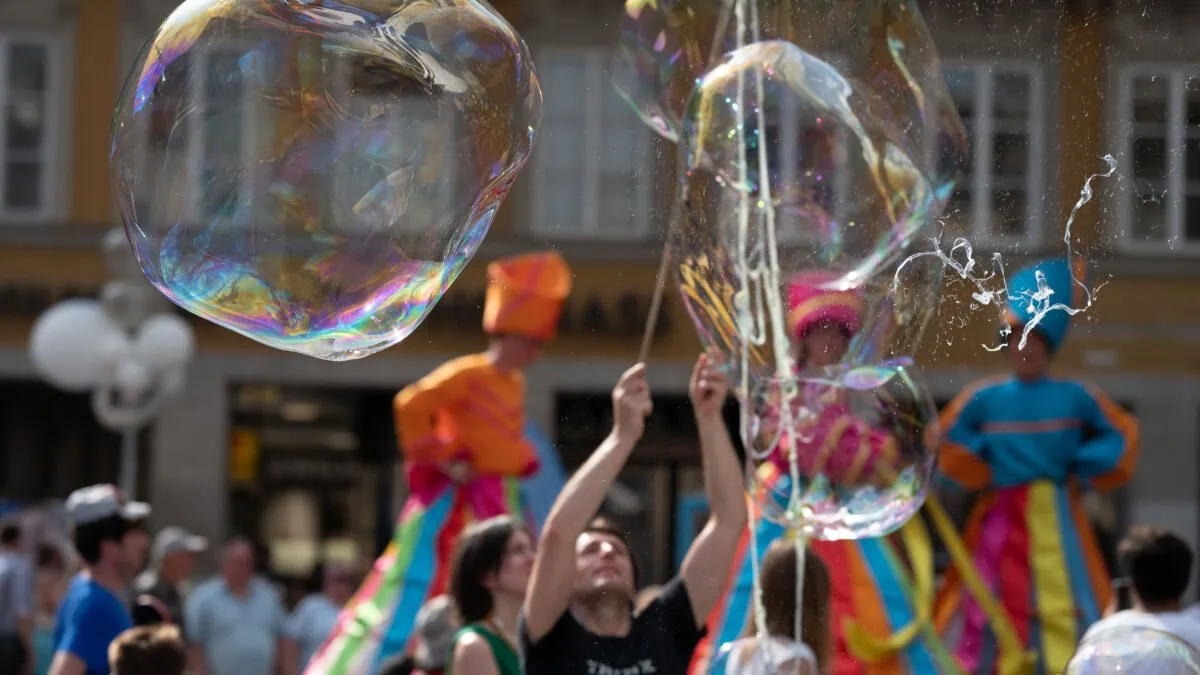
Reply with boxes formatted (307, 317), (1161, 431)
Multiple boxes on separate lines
(108, 624), (187, 675)
(73, 515), (131, 565)
(0, 524), (19, 545)
(1118, 525), (1194, 605)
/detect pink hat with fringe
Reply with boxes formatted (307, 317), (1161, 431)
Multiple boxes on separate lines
(786, 271), (864, 339)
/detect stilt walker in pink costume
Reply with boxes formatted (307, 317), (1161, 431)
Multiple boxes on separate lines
(306, 251), (572, 675)
(698, 271), (1032, 675)
(697, 271), (962, 675)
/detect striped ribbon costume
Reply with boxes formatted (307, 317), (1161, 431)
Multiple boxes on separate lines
(306, 251), (572, 675)
(933, 258), (1140, 675)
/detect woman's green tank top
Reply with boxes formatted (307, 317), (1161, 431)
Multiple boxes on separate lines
(446, 622), (521, 675)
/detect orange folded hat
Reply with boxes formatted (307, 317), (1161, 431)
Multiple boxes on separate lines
(482, 251), (573, 341)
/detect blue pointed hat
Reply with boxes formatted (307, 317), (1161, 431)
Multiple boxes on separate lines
(1005, 257), (1087, 351)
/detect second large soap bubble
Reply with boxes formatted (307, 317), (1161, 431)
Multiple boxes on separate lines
(111, 0), (542, 360)
(673, 42), (944, 382)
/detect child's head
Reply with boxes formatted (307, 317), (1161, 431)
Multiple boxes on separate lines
(786, 272), (863, 369)
(108, 624), (187, 675)
(757, 538), (832, 671)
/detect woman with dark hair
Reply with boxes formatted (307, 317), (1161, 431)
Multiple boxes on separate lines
(714, 538), (831, 675)
(446, 516), (533, 675)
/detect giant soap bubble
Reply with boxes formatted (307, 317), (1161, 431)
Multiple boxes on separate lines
(112, 0), (541, 360)
(750, 360), (937, 538)
(614, 0), (968, 197)
(672, 42), (944, 383)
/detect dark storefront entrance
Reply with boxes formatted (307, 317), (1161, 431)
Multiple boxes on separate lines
(227, 384), (400, 603)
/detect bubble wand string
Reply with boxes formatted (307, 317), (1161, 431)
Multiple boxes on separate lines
(637, 0), (741, 366)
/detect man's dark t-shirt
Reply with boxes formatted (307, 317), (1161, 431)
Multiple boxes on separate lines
(519, 577), (706, 675)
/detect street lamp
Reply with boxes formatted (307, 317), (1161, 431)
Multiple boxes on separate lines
(28, 228), (195, 496)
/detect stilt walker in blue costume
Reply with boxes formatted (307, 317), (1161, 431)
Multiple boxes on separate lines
(935, 257), (1140, 675)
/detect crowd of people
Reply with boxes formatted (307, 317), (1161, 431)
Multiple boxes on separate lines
(0, 248), (1195, 674)
(1, 358), (1198, 675)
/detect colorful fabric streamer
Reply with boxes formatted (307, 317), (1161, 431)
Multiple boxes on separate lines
(304, 468), (525, 675)
(690, 464), (959, 675)
(936, 372), (1139, 675)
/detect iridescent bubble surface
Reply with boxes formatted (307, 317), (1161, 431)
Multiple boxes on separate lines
(750, 359), (936, 539)
(111, 0), (541, 360)
(671, 43), (944, 384)
(614, 0), (968, 197)
(1067, 626), (1200, 674)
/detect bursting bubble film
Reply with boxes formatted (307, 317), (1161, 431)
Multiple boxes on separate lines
(750, 358), (937, 539)
(614, 0), (968, 197)
(111, 0), (541, 360)
(1067, 626), (1200, 675)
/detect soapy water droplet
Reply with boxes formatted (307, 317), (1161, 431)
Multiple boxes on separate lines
(893, 155), (1117, 352)
(111, 0), (542, 361)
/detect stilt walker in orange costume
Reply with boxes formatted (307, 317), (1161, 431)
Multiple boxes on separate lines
(306, 251), (572, 675)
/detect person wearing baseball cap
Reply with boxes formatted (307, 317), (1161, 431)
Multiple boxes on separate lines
(48, 484), (150, 675)
(132, 527), (207, 629)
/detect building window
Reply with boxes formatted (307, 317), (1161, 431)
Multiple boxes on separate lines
(1117, 66), (1200, 253)
(0, 36), (59, 221)
(774, 95), (851, 245)
(133, 47), (456, 236)
(140, 47), (266, 226)
(941, 63), (1044, 247)
(531, 50), (653, 239)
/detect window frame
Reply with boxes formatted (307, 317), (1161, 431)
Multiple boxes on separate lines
(123, 40), (460, 238)
(1114, 62), (1200, 256)
(943, 59), (1046, 249)
(0, 31), (65, 223)
(128, 44), (264, 226)
(773, 92), (852, 246)
(530, 47), (654, 241)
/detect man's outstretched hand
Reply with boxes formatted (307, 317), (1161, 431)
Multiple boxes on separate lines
(612, 362), (653, 443)
(689, 352), (729, 421)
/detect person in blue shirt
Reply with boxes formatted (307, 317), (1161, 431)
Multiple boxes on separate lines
(49, 485), (150, 675)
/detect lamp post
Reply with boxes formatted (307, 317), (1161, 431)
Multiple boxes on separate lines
(28, 228), (195, 496)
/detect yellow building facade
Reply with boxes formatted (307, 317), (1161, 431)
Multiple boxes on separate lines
(1, 0), (1199, 581)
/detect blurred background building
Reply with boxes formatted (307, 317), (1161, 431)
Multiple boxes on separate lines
(1, 0), (1199, 588)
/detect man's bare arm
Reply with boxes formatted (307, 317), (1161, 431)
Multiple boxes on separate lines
(522, 363), (652, 642)
(47, 652), (85, 675)
(680, 355), (748, 626)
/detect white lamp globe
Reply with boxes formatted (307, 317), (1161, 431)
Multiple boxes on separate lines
(133, 314), (195, 370)
(30, 300), (124, 393)
(114, 358), (154, 397)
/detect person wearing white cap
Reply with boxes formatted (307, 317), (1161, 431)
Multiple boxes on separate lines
(47, 484), (150, 675)
(131, 528), (207, 629)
